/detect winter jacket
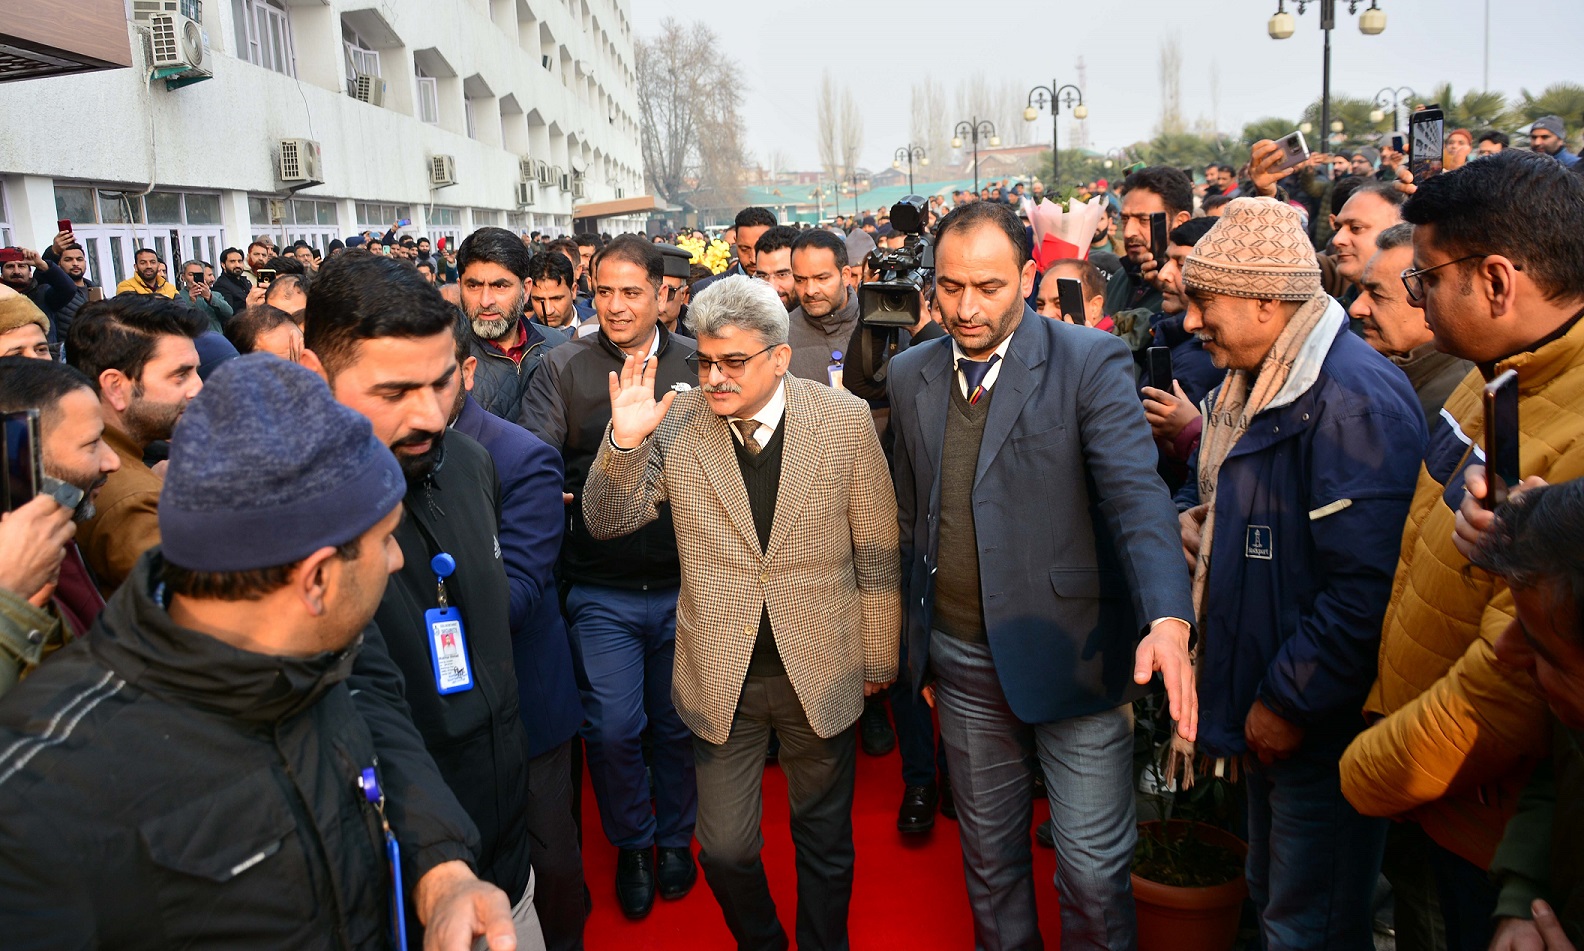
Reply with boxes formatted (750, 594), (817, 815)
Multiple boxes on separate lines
(115, 274), (178, 298)
(467, 318), (570, 426)
(452, 396), (581, 759)
(521, 325), (695, 590)
(35, 250), (93, 343)
(0, 541), (103, 701)
(1389, 342), (1473, 429)
(1146, 311), (1223, 409)
(18, 261), (77, 343)
(1491, 724), (1584, 944)
(187, 287), (234, 333)
(371, 431), (534, 903)
(212, 270), (254, 313)
(787, 287), (859, 384)
(1175, 309), (1427, 756)
(0, 552), (400, 949)
(75, 425), (163, 593)
(1340, 315), (1584, 868)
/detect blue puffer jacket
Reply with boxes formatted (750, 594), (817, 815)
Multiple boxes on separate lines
(1175, 308), (1427, 757)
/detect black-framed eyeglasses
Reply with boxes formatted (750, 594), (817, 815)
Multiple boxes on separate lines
(685, 345), (774, 377)
(1400, 254), (1518, 305)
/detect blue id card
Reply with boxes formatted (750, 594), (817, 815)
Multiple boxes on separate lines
(424, 607), (475, 694)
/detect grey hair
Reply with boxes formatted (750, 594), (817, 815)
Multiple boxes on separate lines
(1375, 223), (1415, 252)
(687, 274), (789, 346)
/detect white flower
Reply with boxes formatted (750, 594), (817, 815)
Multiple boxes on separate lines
(671, 382), (693, 392)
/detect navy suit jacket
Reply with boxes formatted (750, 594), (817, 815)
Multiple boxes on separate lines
(889, 308), (1195, 724)
(454, 396), (582, 759)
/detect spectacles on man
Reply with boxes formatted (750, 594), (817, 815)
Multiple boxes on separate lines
(685, 345), (774, 377)
(1400, 254), (1519, 305)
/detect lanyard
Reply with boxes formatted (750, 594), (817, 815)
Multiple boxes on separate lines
(359, 766), (408, 951)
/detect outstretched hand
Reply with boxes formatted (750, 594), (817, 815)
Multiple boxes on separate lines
(608, 353), (676, 449)
(1135, 619), (1197, 742)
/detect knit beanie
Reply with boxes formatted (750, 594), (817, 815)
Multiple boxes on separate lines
(1182, 197), (1322, 301)
(0, 292), (49, 338)
(160, 353), (405, 572)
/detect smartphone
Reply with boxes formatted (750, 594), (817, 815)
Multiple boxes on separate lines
(1482, 369), (1520, 510)
(1147, 347), (1174, 393)
(0, 247), (23, 264)
(2, 410), (42, 514)
(257, 268), (277, 286)
(1389, 133), (1406, 154)
(86, 287), (104, 303)
(397, 218), (412, 228)
(1056, 277), (1086, 325)
(1273, 130), (1311, 173)
(1410, 106), (1445, 182)
(56, 218), (72, 234)
(1148, 212), (1168, 265)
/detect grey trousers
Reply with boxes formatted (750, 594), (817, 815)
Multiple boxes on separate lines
(693, 673), (857, 951)
(524, 740), (584, 951)
(930, 630), (1138, 951)
(472, 868), (546, 951)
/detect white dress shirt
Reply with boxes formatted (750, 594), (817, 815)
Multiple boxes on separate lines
(950, 334), (1015, 399)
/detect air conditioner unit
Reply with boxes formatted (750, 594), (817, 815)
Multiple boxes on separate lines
(431, 154), (458, 187)
(278, 138), (323, 184)
(571, 180), (586, 199)
(535, 161), (553, 185)
(133, 0), (201, 22)
(516, 182), (537, 207)
(550, 166), (566, 190)
(519, 156), (536, 182)
(149, 13), (209, 74)
(352, 72), (386, 107)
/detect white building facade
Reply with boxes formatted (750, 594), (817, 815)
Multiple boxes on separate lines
(0, 0), (643, 290)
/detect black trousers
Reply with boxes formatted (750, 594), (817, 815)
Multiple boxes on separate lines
(524, 739), (586, 951)
(693, 674), (857, 951)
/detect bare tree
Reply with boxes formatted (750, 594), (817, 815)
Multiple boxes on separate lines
(636, 17), (745, 208)
(910, 77), (948, 177)
(840, 86), (864, 180)
(816, 70), (840, 184)
(1158, 34), (1185, 137)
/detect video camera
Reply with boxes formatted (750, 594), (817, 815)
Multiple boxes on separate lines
(858, 196), (933, 329)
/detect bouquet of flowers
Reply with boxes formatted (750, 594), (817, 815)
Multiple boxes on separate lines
(676, 233), (733, 274)
(1022, 195), (1108, 273)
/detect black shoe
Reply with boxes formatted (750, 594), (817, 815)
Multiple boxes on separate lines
(1035, 818), (1054, 849)
(860, 699), (896, 756)
(616, 847), (656, 919)
(656, 846), (697, 900)
(897, 783), (939, 834)
(938, 774), (957, 821)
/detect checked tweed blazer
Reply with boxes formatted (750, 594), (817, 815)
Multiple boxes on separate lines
(583, 374), (901, 745)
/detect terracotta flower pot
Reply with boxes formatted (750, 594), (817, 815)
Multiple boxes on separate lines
(1132, 820), (1249, 951)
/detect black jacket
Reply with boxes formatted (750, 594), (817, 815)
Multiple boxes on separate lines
(0, 552), (398, 949)
(468, 318), (570, 425)
(212, 270), (254, 313)
(371, 431), (534, 903)
(521, 324), (695, 590)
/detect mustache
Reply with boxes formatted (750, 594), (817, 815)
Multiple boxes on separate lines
(391, 430), (443, 451)
(702, 382), (742, 394)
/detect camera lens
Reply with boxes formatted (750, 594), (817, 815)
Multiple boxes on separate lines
(880, 291), (907, 312)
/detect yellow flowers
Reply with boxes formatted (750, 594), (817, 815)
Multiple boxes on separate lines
(676, 234), (733, 274)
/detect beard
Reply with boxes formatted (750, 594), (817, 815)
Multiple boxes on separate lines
(123, 389), (186, 445)
(469, 293), (526, 342)
(391, 428), (446, 485)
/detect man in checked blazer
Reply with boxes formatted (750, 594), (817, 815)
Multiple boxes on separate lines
(583, 274), (900, 951)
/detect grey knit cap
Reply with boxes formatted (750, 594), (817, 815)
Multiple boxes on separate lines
(160, 353), (405, 572)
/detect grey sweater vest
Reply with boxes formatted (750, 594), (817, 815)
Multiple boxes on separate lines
(932, 383), (992, 643)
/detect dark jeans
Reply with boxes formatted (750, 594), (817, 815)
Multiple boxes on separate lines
(930, 630), (1137, 951)
(566, 583), (696, 851)
(1424, 831), (1497, 951)
(1381, 820), (1447, 951)
(891, 651), (947, 788)
(524, 740), (585, 951)
(1244, 738), (1389, 951)
(693, 673), (856, 951)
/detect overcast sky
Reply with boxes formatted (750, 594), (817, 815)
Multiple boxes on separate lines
(630, 0), (1583, 173)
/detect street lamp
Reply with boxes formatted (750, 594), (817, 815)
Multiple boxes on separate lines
(1370, 85), (1417, 130)
(952, 117), (1000, 194)
(1024, 81), (1087, 190)
(892, 144), (928, 194)
(1269, 0), (1387, 164)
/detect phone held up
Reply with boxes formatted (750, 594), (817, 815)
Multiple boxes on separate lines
(1147, 347), (1174, 394)
(2, 410), (41, 514)
(1273, 130), (1311, 173)
(1410, 106), (1445, 183)
(1482, 369), (1520, 510)
(1148, 212), (1169, 266)
(1056, 277), (1086, 326)
(257, 268), (277, 287)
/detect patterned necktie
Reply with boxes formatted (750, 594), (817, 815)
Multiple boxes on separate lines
(732, 418), (761, 454)
(960, 354), (1002, 405)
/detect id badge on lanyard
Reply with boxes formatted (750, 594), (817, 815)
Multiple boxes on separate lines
(359, 765), (408, 951)
(827, 348), (845, 390)
(425, 553), (475, 695)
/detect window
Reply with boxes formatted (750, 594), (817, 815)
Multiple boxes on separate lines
(471, 208), (500, 228)
(252, 195), (341, 251)
(355, 202), (414, 229)
(464, 97), (476, 140)
(0, 183), (11, 248)
(343, 25), (381, 96)
(57, 185), (226, 291)
(232, 0), (296, 76)
(417, 70), (439, 125)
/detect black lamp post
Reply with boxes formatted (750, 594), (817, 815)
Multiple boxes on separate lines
(1269, 0), (1387, 161)
(952, 118), (1000, 195)
(893, 145), (928, 194)
(1370, 85), (1417, 132)
(1024, 82), (1087, 189)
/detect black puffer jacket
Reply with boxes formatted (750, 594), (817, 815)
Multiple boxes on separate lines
(0, 552), (399, 949)
(468, 318), (570, 425)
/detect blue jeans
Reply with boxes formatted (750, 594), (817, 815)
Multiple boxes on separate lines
(930, 630), (1137, 951)
(1244, 738), (1389, 951)
(566, 583), (696, 850)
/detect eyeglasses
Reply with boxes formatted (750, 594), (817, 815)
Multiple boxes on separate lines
(1400, 254), (1518, 305)
(685, 345), (774, 377)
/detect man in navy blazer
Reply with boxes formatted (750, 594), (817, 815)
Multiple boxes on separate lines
(451, 323), (586, 951)
(889, 201), (1197, 951)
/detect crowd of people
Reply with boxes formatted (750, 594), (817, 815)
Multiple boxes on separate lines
(0, 113), (1581, 951)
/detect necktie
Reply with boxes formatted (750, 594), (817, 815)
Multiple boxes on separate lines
(960, 355), (1001, 405)
(732, 418), (761, 454)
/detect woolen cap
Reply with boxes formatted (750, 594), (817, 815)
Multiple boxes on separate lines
(0, 293), (48, 338)
(1532, 115), (1565, 137)
(1182, 197), (1322, 301)
(160, 354), (405, 572)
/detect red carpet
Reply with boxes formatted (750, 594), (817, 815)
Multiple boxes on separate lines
(581, 739), (1065, 949)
